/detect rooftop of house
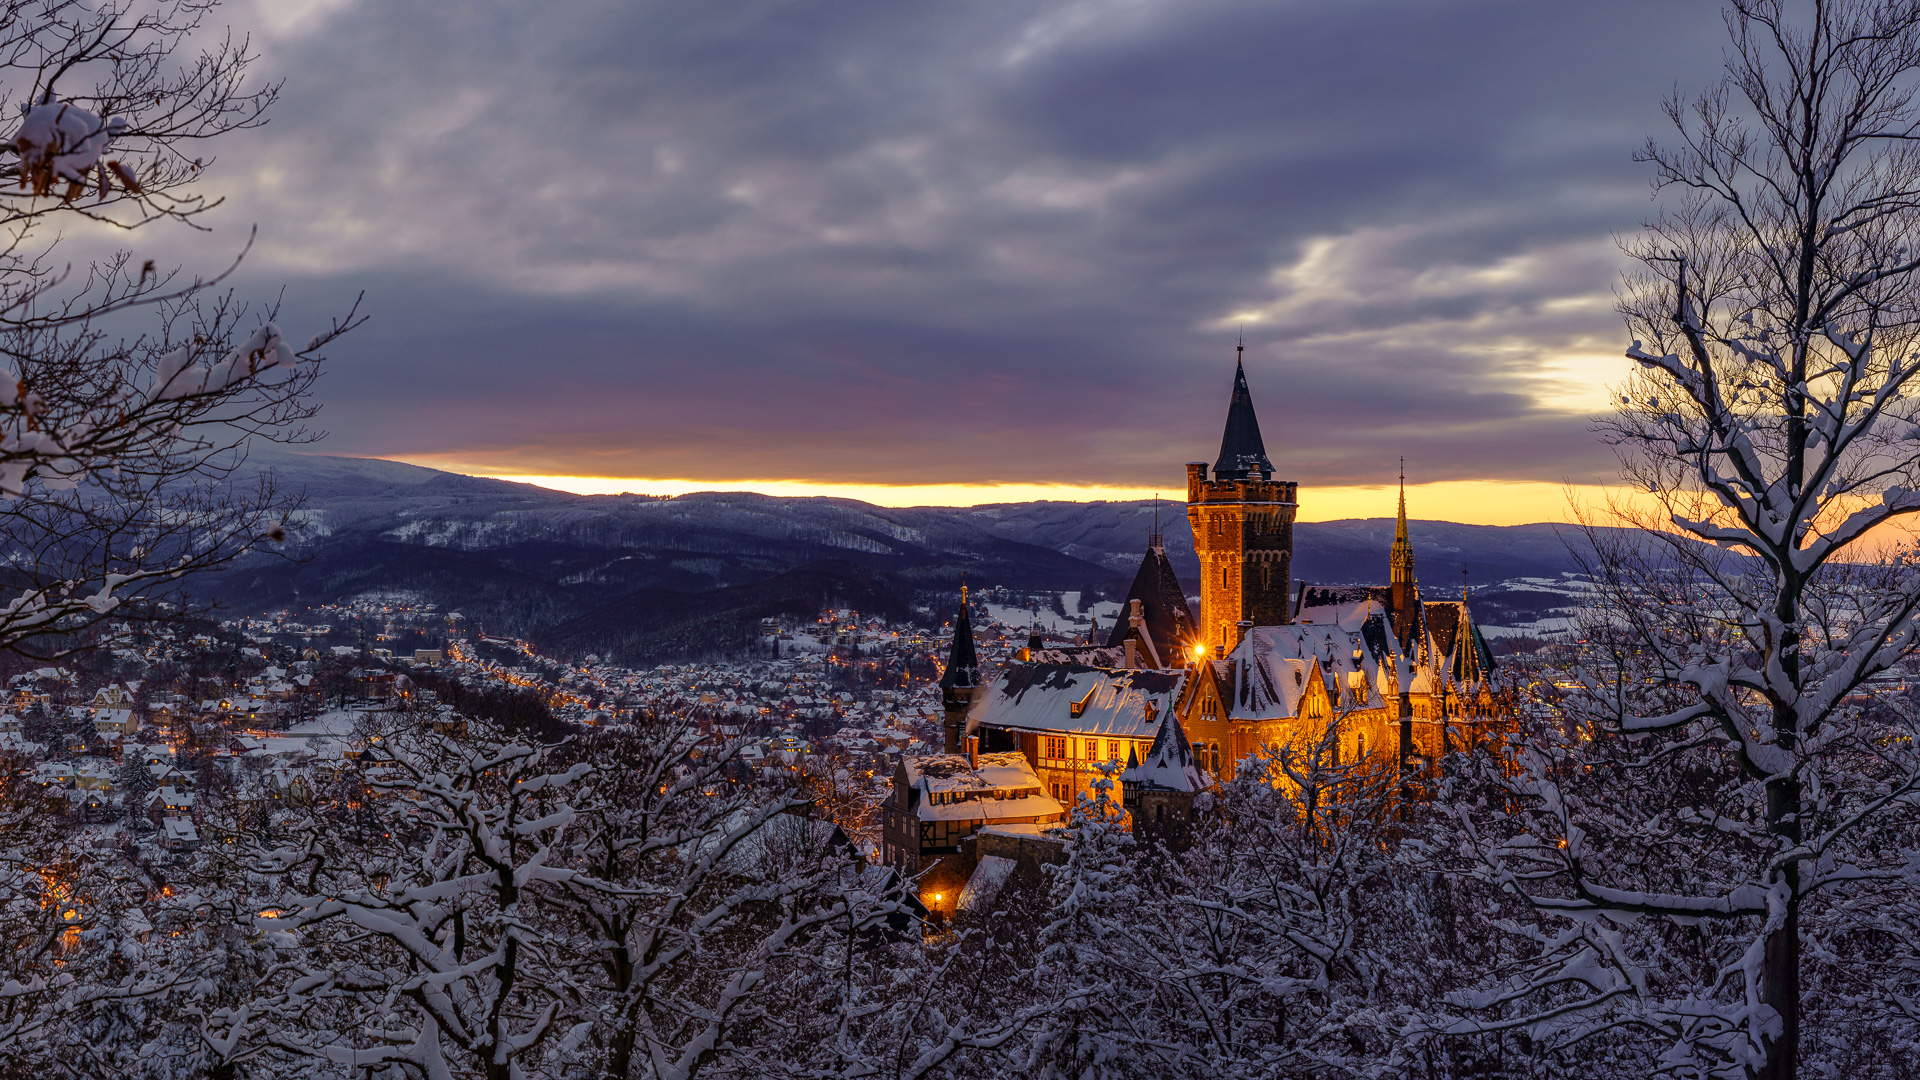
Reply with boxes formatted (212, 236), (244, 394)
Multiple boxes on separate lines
(1220, 621), (1394, 720)
(968, 663), (1186, 739)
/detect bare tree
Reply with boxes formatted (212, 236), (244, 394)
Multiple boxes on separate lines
(0, 0), (361, 660)
(256, 711), (593, 1080)
(1446, 3), (1920, 1077)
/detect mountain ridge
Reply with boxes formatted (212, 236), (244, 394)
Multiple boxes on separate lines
(203, 449), (1599, 662)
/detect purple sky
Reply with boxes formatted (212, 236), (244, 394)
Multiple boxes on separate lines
(162, 0), (1730, 495)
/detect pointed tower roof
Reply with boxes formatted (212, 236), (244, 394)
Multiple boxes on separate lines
(1387, 461), (1424, 649)
(1393, 458), (1411, 552)
(940, 578), (980, 690)
(1120, 704), (1202, 792)
(1105, 546), (1197, 656)
(1213, 343), (1274, 481)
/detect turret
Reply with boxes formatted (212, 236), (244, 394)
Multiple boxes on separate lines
(939, 578), (981, 754)
(1390, 457), (1417, 616)
(1388, 464), (1420, 766)
(1119, 705), (1204, 849)
(1387, 459), (1422, 751)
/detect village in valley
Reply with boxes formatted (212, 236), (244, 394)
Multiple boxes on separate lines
(9, 362), (1555, 927)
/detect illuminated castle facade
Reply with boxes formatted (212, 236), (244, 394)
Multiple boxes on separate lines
(1185, 346), (1298, 654)
(947, 349), (1503, 811)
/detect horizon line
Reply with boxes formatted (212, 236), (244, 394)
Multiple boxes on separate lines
(372, 458), (1614, 526)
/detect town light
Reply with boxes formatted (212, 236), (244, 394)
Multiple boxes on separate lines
(1190, 644), (1207, 661)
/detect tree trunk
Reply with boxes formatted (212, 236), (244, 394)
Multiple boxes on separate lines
(1760, 773), (1801, 1080)
(606, 951), (637, 1079)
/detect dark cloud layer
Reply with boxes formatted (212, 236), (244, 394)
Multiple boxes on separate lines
(173, 0), (1733, 488)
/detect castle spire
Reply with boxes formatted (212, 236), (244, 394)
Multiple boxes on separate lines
(940, 576), (981, 754)
(1213, 346), (1274, 481)
(1391, 457), (1414, 586)
(940, 575), (979, 691)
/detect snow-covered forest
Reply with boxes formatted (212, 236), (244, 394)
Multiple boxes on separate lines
(8, 696), (1917, 1080)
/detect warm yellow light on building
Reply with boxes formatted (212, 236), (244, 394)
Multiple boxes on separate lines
(1190, 644), (1207, 661)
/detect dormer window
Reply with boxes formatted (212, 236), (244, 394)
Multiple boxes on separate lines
(1070, 687), (1095, 718)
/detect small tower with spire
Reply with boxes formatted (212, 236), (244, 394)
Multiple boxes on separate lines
(939, 576), (981, 754)
(1119, 705), (1205, 850)
(1385, 460), (1423, 765)
(1390, 457), (1416, 602)
(1186, 339), (1298, 652)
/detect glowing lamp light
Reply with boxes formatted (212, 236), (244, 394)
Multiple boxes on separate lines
(932, 892), (942, 904)
(1190, 644), (1207, 661)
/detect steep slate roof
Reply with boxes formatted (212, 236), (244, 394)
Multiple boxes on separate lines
(1423, 600), (1497, 684)
(1104, 546), (1198, 656)
(1212, 358), (1275, 480)
(1221, 621), (1394, 721)
(969, 663), (1187, 740)
(1297, 582), (1425, 654)
(939, 594), (980, 690)
(1121, 705), (1203, 792)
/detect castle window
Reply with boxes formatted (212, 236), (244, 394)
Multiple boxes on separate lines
(1221, 566), (1230, 589)
(1044, 736), (1067, 760)
(1107, 739), (1121, 761)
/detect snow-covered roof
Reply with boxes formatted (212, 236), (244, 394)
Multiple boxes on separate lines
(958, 854), (1016, 912)
(0, 732), (43, 756)
(1220, 621), (1394, 720)
(913, 794), (1064, 823)
(895, 752), (1065, 823)
(901, 751), (1040, 795)
(967, 664), (1186, 740)
(1120, 706), (1202, 793)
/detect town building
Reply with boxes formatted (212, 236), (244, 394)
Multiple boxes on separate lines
(879, 749), (1066, 908)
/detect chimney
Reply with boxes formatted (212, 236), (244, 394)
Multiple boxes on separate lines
(966, 734), (978, 770)
(1235, 620), (1252, 651)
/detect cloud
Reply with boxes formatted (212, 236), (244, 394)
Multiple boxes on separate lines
(154, 0), (1730, 495)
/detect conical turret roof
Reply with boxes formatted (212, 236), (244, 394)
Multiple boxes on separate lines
(1120, 704), (1202, 792)
(1213, 355), (1273, 480)
(1105, 546), (1197, 655)
(940, 582), (980, 690)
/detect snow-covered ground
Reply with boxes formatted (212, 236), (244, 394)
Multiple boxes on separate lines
(984, 592), (1126, 635)
(1472, 575), (1594, 639)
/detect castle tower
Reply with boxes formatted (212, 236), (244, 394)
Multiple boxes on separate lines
(939, 579), (981, 754)
(1186, 346), (1298, 653)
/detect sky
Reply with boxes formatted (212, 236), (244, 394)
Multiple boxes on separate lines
(143, 0), (1733, 523)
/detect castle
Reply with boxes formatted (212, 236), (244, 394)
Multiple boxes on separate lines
(948, 347), (1501, 805)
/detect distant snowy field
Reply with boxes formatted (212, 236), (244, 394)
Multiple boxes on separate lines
(983, 592), (1127, 636)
